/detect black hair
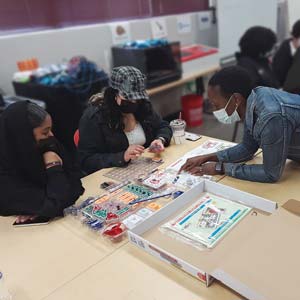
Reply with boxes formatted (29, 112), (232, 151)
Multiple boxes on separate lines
(27, 102), (48, 128)
(208, 66), (254, 99)
(239, 26), (277, 59)
(292, 20), (300, 38)
(89, 87), (152, 129)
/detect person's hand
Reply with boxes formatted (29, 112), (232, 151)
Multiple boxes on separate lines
(187, 162), (220, 176)
(148, 139), (164, 153)
(124, 145), (145, 162)
(38, 136), (60, 155)
(179, 155), (212, 173)
(43, 151), (62, 166)
(15, 215), (36, 224)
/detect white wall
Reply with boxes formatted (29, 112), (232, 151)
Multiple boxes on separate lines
(288, 0), (300, 27)
(277, 0), (290, 42)
(216, 0), (278, 58)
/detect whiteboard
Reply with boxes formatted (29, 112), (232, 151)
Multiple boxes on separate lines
(217, 0), (278, 58)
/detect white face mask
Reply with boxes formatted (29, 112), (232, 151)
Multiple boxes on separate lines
(213, 94), (241, 124)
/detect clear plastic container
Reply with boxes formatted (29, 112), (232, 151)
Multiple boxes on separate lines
(0, 272), (12, 300)
(170, 119), (186, 144)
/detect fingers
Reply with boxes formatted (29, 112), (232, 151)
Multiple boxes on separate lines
(128, 145), (145, 160)
(178, 164), (187, 174)
(178, 158), (191, 173)
(179, 155), (208, 173)
(15, 215), (36, 223)
(178, 163), (189, 174)
(129, 153), (141, 160)
(131, 150), (143, 155)
(179, 161), (196, 173)
(156, 146), (164, 153)
(149, 145), (164, 153)
(148, 140), (164, 153)
(43, 151), (62, 164)
(132, 145), (145, 153)
(16, 215), (27, 223)
(184, 163), (197, 173)
(124, 145), (145, 162)
(189, 166), (204, 176)
(128, 153), (141, 160)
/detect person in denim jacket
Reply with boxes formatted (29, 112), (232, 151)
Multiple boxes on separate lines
(180, 66), (300, 183)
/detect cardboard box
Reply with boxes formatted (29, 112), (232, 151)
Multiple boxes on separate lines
(128, 180), (300, 300)
(181, 44), (220, 74)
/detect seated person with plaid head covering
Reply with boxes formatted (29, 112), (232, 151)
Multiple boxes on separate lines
(78, 66), (173, 174)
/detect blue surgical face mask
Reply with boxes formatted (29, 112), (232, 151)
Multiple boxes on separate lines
(213, 94), (240, 124)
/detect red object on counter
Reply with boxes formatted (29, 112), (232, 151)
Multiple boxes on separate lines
(181, 94), (203, 127)
(181, 45), (218, 62)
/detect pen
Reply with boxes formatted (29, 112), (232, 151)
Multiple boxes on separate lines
(107, 180), (130, 193)
(129, 192), (173, 205)
(138, 168), (158, 182)
(169, 158), (182, 168)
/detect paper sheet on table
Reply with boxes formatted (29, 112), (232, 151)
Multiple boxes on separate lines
(167, 140), (235, 172)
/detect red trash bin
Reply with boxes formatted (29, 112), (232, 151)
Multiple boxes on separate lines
(181, 94), (203, 127)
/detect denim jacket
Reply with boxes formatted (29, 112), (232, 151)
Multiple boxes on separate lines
(217, 87), (300, 183)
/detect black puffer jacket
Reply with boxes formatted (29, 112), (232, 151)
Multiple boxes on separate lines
(272, 39), (293, 86)
(78, 104), (172, 174)
(236, 52), (279, 88)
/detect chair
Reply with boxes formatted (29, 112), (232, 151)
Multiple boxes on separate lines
(73, 129), (80, 147)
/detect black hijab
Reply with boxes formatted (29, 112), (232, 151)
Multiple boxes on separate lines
(0, 101), (46, 186)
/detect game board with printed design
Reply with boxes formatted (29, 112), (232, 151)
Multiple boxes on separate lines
(161, 192), (251, 248)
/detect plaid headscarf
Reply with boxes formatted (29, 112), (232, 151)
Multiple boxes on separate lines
(110, 66), (149, 100)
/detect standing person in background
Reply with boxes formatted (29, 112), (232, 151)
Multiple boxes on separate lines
(78, 66), (172, 175)
(0, 101), (84, 222)
(236, 26), (279, 88)
(272, 20), (300, 89)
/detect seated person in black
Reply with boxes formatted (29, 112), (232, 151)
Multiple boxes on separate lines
(236, 26), (279, 88)
(78, 66), (173, 174)
(272, 19), (300, 87)
(0, 101), (84, 222)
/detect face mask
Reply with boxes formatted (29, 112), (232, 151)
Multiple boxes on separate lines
(37, 136), (60, 155)
(213, 95), (241, 124)
(119, 100), (139, 114)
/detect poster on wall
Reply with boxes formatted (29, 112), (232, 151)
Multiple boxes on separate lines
(111, 22), (131, 45)
(197, 11), (212, 31)
(177, 14), (192, 34)
(151, 18), (168, 39)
